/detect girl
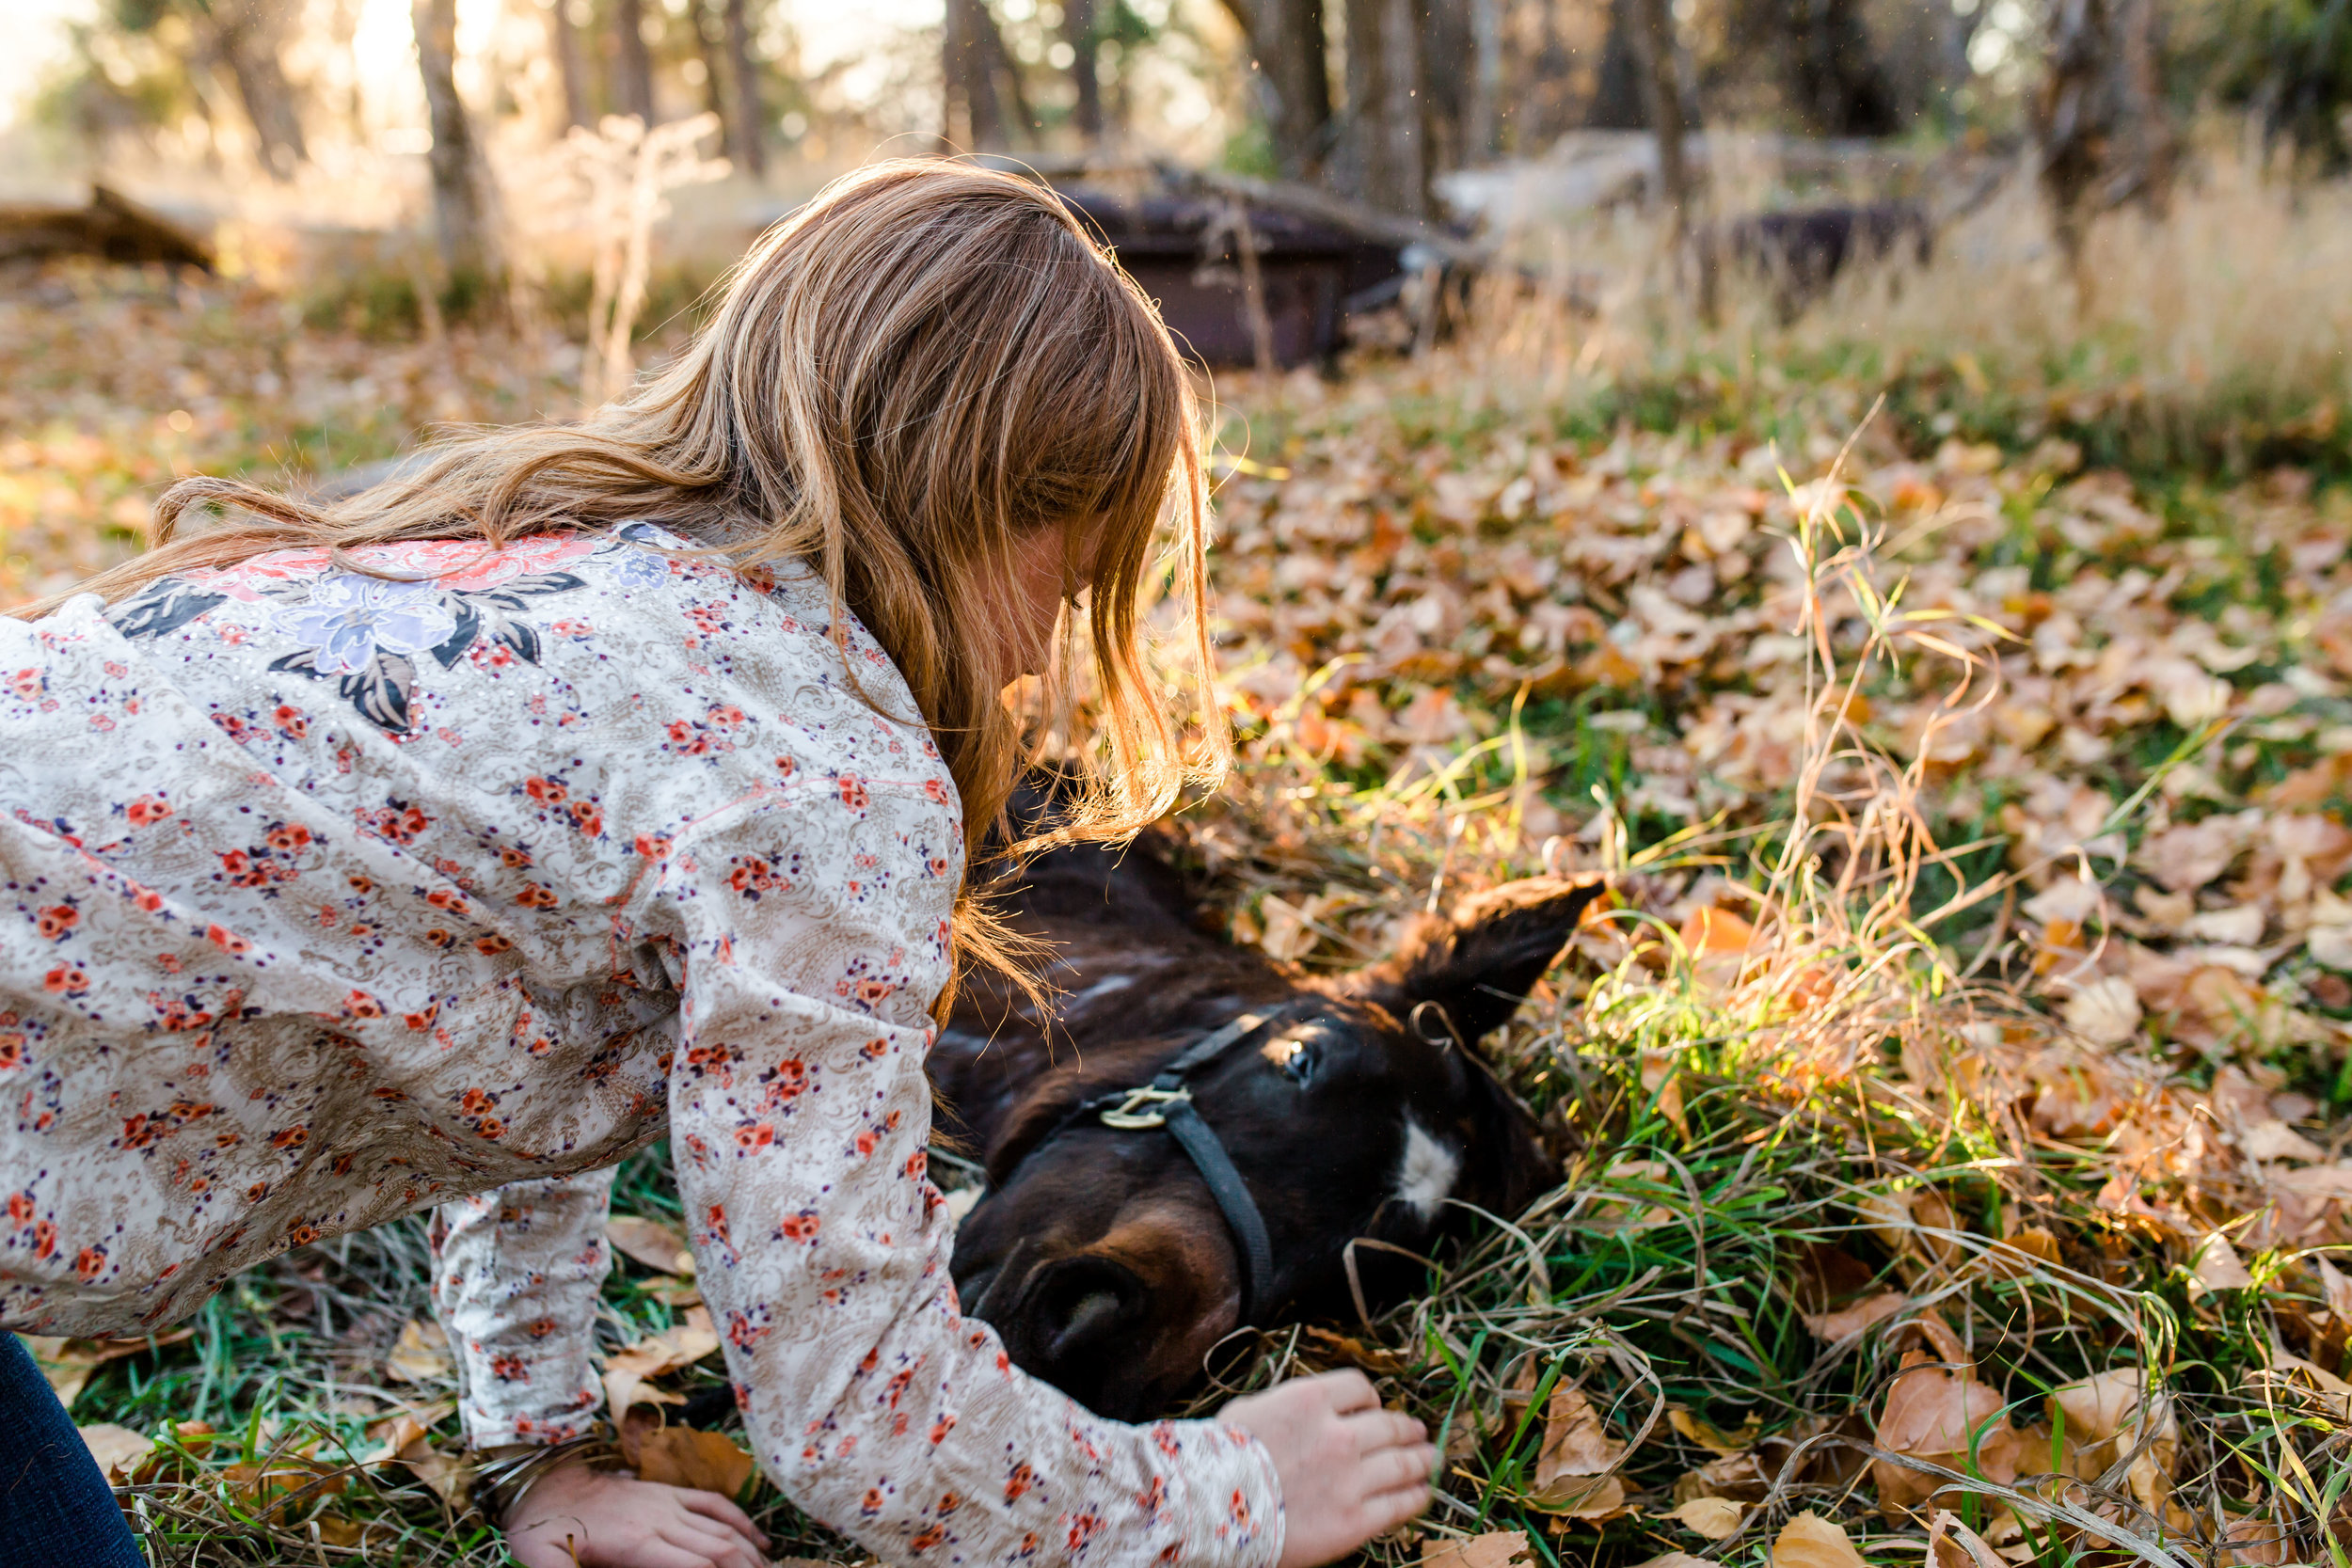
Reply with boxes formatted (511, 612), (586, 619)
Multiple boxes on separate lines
(0, 162), (1435, 1568)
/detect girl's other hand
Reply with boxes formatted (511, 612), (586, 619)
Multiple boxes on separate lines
(1222, 1369), (1436, 1568)
(504, 1462), (773, 1568)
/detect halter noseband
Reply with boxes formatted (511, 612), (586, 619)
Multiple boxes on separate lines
(1002, 1007), (1294, 1325)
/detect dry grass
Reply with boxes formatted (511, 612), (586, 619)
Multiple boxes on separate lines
(1161, 418), (2352, 1568)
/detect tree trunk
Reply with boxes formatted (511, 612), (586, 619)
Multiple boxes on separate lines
(2036, 0), (2111, 279)
(1215, 0), (1333, 181)
(207, 0), (309, 181)
(1467, 0), (1502, 160)
(1589, 0), (1649, 129)
(614, 0), (658, 123)
(942, 0), (1034, 149)
(943, 0), (1009, 147)
(1629, 0), (1714, 319)
(1781, 0), (1895, 135)
(548, 0), (591, 129)
(724, 0), (768, 177)
(2116, 0), (2174, 214)
(1420, 0), (1470, 181)
(1063, 0), (1104, 141)
(693, 5), (730, 123)
(1339, 0), (1429, 215)
(413, 0), (490, 279)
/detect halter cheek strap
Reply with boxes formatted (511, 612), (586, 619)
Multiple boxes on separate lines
(1006, 1008), (1288, 1325)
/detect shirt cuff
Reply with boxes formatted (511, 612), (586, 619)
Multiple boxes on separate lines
(1170, 1419), (1286, 1568)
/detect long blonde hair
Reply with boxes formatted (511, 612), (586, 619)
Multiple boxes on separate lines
(20, 159), (1229, 989)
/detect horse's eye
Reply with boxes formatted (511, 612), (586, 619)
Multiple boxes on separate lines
(1260, 1036), (1317, 1085)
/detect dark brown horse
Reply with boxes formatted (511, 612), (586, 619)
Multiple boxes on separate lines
(932, 818), (1602, 1419)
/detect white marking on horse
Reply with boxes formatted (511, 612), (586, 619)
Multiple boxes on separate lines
(1069, 974), (1136, 1007)
(1394, 1117), (1461, 1222)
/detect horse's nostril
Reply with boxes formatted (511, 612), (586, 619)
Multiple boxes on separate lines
(960, 1236), (1031, 1324)
(1046, 1290), (1124, 1362)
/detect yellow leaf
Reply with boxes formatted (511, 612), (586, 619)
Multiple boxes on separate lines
(634, 1426), (755, 1497)
(1769, 1512), (1866, 1568)
(1666, 1406), (1761, 1455)
(1667, 1496), (1745, 1540)
(383, 1319), (453, 1385)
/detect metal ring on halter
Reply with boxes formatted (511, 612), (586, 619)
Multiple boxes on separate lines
(996, 1007), (1291, 1324)
(1098, 1084), (1193, 1130)
(1408, 998), (1462, 1052)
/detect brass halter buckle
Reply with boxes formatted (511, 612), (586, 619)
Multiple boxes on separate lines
(1098, 1084), (1193, 1131)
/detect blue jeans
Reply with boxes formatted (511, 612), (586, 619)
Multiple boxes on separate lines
(0, 1332), (145, 1565)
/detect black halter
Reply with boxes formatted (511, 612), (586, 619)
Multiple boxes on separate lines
(1004, 1008), (1292, 1324)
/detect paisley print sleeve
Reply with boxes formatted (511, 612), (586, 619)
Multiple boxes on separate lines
(433, 1167), (615, 1448)
(656, 783), (1283, 1568)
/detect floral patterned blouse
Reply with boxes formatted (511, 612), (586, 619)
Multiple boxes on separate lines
(0, 525), (1280, 1568)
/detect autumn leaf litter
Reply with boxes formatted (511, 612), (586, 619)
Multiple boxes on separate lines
(7, 261), (2352, 1563)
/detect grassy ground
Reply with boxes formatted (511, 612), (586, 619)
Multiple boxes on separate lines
(7, 165), (2352, 1565)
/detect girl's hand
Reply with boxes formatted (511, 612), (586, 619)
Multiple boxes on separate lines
(1222, 1369), (1436, 1568)
(503, 1462), (773, 1568)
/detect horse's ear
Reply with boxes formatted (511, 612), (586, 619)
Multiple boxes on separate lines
(1343, 876), (1607, 1047)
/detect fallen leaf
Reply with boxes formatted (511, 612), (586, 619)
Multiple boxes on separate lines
(221, 1458), (349, 1510)
(1679, 906), (1755, 993)
(2191, 1233), (2257, 1294)
(2240, 1119), (2329, 1163)
(2062, 976), (2142, 1045)
(359, 1411), (435, 1464)
(1927, 1509), (2007, 1568)
(1532, 1472), (1627, 1518)
(1629, 1556), (1719, 1568)
(1641, 1049), (1690, 1136)
(1422, 1530), (1534, 1568)
(384, 1318), (453, 1384)
(1871, 1349), (2024, 1517)
(1673, 1453), (1768, 1504)
(2318, 1256), (2352, 1319)
(1667, 1406), (1762, 1454)
(77, 1422), (152, 1479)
(312, 1514), (366, 1547)
(1859, 1187), (1963, 1277)
(618, 1402), (666, 1467)
(396, 1436), (465, 1503)
(1979, 1227), (2064, 1281)
(1803, 1291), (1908, 1342)
(1769, 1512), (1866, 1568)
(1300, 1326), (1414, 1376)
(2048, 1370), (2177, 1513)
(607, 1214), (696, 1275)
(1258, 894), (1323, 961)
(1667, 1496), (1745, 1540)
(1533, 1384), (1624, 1481)
(602, 1307), (720, 1416)
(634, 1426), (755, 1497)
(17, 1329), (195, 1407)
(2219, 1513), (2292, 1566)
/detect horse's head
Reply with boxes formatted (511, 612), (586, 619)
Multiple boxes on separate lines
(947, 876), (1601, 1419)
